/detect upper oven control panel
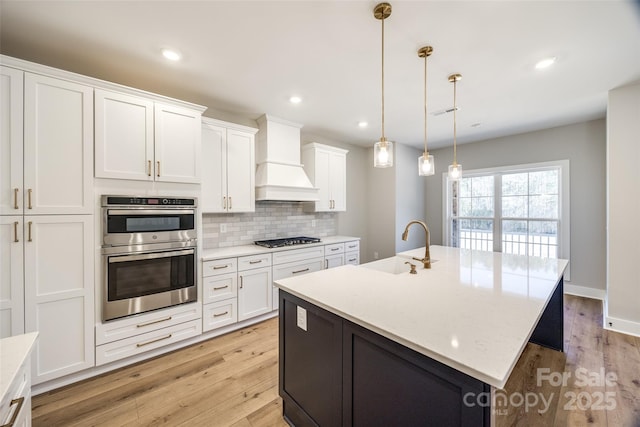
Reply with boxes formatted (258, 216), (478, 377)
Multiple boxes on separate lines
(102, 196), (197, 207)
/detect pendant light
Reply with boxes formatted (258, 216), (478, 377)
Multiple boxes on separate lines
(448, 73), (463, 180)
(373, 3), (394, 168)
(418, 46), (434, 176)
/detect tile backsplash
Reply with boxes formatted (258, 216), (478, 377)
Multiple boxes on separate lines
(202, 201), (336, 249)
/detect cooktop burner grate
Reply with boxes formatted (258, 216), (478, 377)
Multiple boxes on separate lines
(254, 236), (321, 248)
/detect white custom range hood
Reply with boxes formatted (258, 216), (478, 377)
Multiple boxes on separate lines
(255, 114), (319, 201)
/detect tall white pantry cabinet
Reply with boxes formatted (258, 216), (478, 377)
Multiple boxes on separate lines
(0, 66), (95, 384)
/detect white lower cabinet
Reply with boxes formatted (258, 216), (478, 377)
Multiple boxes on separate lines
(0, 216), (24, 338)
(95, 303), (201, 366)
(272, 246), (326, 311)
(0, 333), (36, 427)
(238, 254), (273, 321)
(345, 240), (360, 265)
(324, 243), (345, 269)
(202, 257), (238, 332)
(23, 215), (94, 384)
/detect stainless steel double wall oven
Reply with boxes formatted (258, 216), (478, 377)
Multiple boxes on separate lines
(101, 195), (197, 321)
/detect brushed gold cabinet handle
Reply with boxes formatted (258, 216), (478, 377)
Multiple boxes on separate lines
(239, 276), (243, 289)
(13, 188), (19, 209)
(156, 161), (160, 177)
(249, 260), (262, 264)
(292, 268), (310, 274)
(27, 189), (32, 209)
(331, 247), (339, 251)
(136, 316), (172, 328)
(213, 311), (229, 318)
(229, 196), (232, 210)
(3, 396), (25, 427)
(213, 285), (229, 291)
(27, 221), (32, 242)
(136, 334), (172, 348)
(223, 196), (227, 210)
(13, 221), (19, 243)
(212, 265), (228, 270)
(147, 160), (152, 177)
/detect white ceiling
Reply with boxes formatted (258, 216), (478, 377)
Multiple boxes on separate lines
(2, 1), (639, 150)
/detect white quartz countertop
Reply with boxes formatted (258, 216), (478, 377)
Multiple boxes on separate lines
(274, 245), (568, 389)
(0, 332), (38, 401)
(201, 235), (360, 261)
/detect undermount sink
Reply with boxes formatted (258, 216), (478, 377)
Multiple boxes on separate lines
(360, 255), (435, 275)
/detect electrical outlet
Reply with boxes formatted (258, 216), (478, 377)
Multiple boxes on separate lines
(374, 251), (379, 259)
(220, 223), (227, 233)
(311, 219), (317, 227)
(297, 306), (307, 331)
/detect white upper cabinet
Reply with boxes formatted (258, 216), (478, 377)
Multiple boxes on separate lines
(95, 92), (202, 184)
(0, 67), (23, 216)
(94, 90), (154, 181)
(201, 118), (257, 213)
(302, 142), (348, 212)
(1, 69), (92, 215)
(154, 103), (201, 183)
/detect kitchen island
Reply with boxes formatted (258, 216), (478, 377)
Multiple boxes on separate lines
(274, 245), (568, 426)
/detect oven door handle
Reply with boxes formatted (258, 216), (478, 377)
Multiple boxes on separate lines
(107, 209), (195, 216)
(108, 248), (195, 263)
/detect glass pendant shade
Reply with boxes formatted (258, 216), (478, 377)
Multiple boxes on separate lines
(374, 139), (394, 168)
(418, 153), (434, 176)
(448, 163), (463, 181)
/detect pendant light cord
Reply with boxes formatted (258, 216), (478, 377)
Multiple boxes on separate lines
(424, 54), (427, 155)
(453, 78), (457, 165)
(381, 13), (386, 142)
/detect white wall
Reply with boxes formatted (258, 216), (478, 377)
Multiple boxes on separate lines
(395, 143), (427, 253)
(606, 82), (640, 336)
(425, 119), (607, 294)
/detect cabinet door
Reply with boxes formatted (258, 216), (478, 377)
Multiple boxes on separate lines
(24, 215), (95, 384)
(329, 151), (347, 211)
(154, 103), (201, 183)
(314, 149), (332, 211)
(94, 89), (154, 181)
(23, 73), (93, 214)
(226, 129), (255, 212)
(0, 216), (24, 338)
(201, 123), (227, 212)
(0, 67), (23, 215)
(325, 254), (344, 269)
(238, 266), (272, 321)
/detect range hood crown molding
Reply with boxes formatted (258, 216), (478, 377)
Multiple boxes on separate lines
(255, 114), (320, 202)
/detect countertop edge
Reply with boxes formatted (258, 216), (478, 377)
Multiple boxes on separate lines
(0, 332), (38, 401)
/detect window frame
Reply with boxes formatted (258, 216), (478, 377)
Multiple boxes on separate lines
(442, 160), (570, 277)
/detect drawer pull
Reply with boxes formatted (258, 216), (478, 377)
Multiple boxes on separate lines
(2, 397), (24, 427)
(349, 258), (357, 262)
(249, 260), (262, 264)
(212, 265), (229, 270)
(136, 316), (172, 328)
(213, 311), (229, 317)
(137, 334), (172, 348)
(213, 285), (229, 291)
(292, 268), (310, 274)
(330, 248), (340, 251)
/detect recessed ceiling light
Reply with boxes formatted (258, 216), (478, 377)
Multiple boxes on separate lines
(535, 56), (556, 70)
(358, 121), (368, 128)
(161, 48), (181, 61)
(289, 96), (302, 104)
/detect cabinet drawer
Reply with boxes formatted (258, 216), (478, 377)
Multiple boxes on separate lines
(203, 272), (237, 304)
(96, 303), (201, 345)
(0, 359), (30, 426)
(96, 319), (202, 366)
(273, 257), (325, 281)
(203, 299), (238, 332)
(345, 252), (360, 265)
(203, 257), (237, 277)
(345, 240), (360, 253)
(325, 243), (345, 255)
(238, 253), (272, 271)
(273, 246), (325, 265)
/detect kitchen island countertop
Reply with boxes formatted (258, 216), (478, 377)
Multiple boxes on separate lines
(274, 245), (568, 389)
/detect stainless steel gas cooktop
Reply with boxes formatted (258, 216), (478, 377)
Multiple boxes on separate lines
(254, 237), (321, 249)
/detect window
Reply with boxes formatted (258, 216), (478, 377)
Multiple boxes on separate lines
(445, 161), (569, 261)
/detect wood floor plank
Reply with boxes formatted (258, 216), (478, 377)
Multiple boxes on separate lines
(603, 329), (640, 426)
(246, 397), (289, 427)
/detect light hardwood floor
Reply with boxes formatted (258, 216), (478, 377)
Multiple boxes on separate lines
(32, 295), (640, 426)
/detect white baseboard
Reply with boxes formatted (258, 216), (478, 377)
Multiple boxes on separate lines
(563, 283), (606, 300)
(604, 313), (640, 338)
